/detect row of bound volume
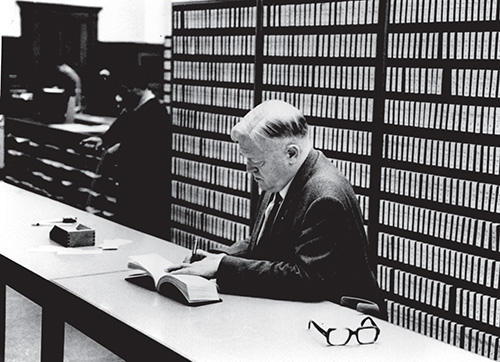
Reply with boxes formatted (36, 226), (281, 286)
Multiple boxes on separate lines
(383, 134), (500, 175)
(381, 167), (500, 212)
(311, 125), (372, 156)
(378, 237), (500, 290)
(265, 0), (379, 27)
(172, 133), (244, 165)
(451, 68), (500, 99)
(330, 158), (371, 189)
(172, 180), (251, 220)
(172, 157), (251, 193)
(173, 84), (254, 111)
(456, 288), (500, 327)
(386, 300), (499, 360)
(262, 91), (374, 122)
(384, 100), (500, 136)
(380, 200), (500, 252)
(172, 108), (238, 136)
(390, 0), (499, 24)
(263, 63), (375, 91)
(388, 30), (500, 61)
(386, 66), (443, 95)
(174, 60), (254, 84)
(264, 33), (377, 58)
(173, 35), (255, 56)
(442, 31), (500, 61)
(381, 265), (452, 311)
(171, 228), (226, 252)
(171, 204), (250, 242)
(175, 6), (256, 30)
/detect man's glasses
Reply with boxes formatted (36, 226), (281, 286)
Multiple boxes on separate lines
(308, 316), (380, 346)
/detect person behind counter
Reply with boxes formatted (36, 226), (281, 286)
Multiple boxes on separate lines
(167, 100), (386, 317)
(80, 72), (171, 238)
(37, 62), (82, 123)
(57, 63), (82, 116)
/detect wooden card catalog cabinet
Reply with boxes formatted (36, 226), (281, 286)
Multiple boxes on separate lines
(17, 1), (101, 71)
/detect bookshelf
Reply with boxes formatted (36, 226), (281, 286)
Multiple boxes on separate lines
(170, 0), (500, 359)
(171, 0), (256, 250)
(260, 0), (385, 230)
(379, 0), (500, 359)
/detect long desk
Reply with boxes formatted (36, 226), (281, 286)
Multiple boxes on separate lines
(0, 181), (492, 361)
(0, 181), (188, 361)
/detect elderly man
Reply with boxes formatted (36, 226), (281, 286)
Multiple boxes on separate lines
(169, 100), (384, 316)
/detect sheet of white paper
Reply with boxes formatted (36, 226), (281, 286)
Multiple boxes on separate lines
(56, 249), (103, 255)
(98, 238), (133, 250)
(29, 245), (65, 253)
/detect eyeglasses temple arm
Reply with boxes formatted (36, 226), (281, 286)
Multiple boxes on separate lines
(360, 316), (380, 331)
(308, 320), (329, 337)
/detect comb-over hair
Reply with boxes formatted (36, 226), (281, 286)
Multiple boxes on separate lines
(231, 100), (308, 143)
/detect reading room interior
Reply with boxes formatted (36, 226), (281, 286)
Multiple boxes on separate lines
(0, 0), (499, 361)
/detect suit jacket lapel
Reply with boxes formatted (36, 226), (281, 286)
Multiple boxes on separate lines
(248, 192), (272, 252)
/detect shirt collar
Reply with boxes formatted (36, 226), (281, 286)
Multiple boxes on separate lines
(278, 179), (292, 201)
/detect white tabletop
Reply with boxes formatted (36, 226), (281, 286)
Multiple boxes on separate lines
(0, 181), (492, 362)
(55, 270), (491, 362)
(0, 181), (188, 279)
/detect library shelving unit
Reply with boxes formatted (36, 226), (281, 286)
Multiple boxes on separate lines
(164, 35), (173, 113)
(378, 0), (500, 359)
(169, 0), (500, 359)
(260, 0), (385, 233)
(171, 0), (256, 250)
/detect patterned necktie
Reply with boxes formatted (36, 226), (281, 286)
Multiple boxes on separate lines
(259, 193), (283, 241)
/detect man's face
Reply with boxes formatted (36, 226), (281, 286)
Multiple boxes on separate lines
(239, 136), (290, 193)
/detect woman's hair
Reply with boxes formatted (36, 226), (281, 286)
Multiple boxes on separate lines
(231, 100), (308, 143)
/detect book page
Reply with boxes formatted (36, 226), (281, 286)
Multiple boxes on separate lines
(128, 253), (173, 288)
(162, 274), (219, 303)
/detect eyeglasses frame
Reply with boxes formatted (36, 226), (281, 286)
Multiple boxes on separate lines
(308, 316), (380, 346)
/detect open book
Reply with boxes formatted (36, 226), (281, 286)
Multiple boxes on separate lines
(126, 253), (221, 305)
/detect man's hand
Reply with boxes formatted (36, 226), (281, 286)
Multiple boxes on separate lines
(80, 136), (103, 150)
(166, 250), (224, 279)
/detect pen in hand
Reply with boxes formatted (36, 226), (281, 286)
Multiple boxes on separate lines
(191, 239), (203, 262)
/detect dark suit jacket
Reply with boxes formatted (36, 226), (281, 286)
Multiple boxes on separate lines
(100, 98), (171, 238)
(216, 149), (385, 314)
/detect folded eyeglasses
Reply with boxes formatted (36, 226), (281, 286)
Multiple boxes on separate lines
(308, 316), (380, 346)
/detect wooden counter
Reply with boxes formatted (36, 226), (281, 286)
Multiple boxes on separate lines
(3, 116), (118, 220)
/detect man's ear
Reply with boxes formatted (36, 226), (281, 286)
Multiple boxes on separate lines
(286, 144), (300, 163)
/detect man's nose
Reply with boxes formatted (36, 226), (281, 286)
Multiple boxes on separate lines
(246, 160), (257, 173)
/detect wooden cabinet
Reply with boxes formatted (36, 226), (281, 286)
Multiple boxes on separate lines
(17, 1), (100, 77)
(4, 117), (118, 219)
